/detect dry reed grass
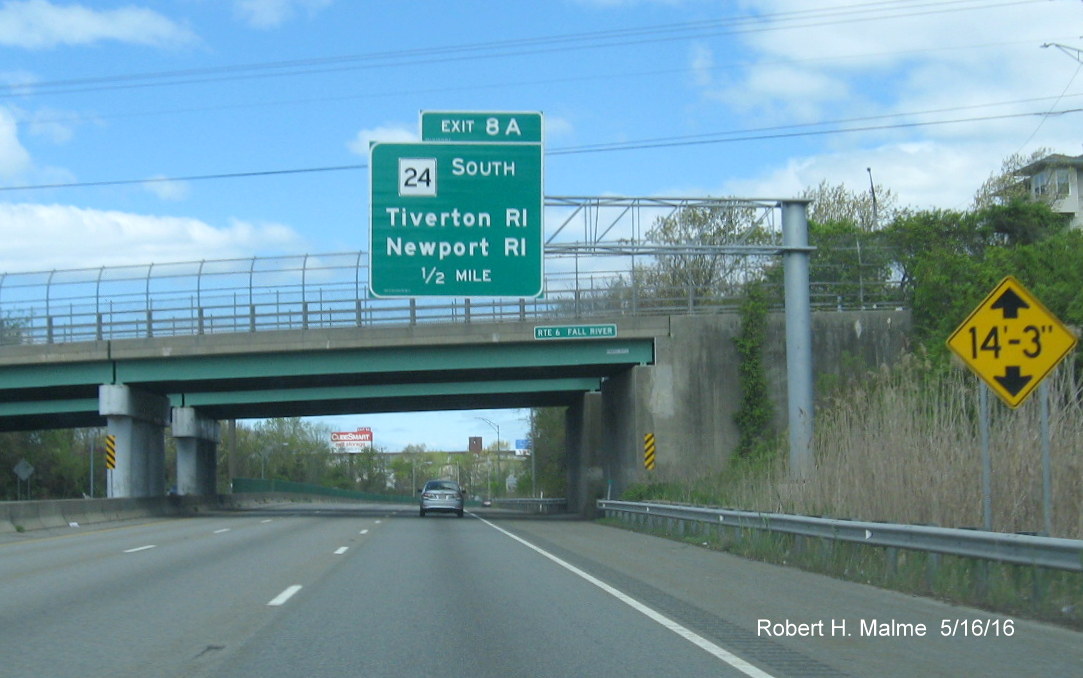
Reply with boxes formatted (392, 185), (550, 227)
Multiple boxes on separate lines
(762, 354), (1083, 538)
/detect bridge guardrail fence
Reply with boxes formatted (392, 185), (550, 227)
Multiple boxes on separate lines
(231, 477), (415, 503)
(597, 499), (1083, 573)
(1, 263), (905, 346)
(1, 196), (907, 347)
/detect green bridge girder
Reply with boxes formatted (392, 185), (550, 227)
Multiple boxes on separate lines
(0, 331), (655, 430)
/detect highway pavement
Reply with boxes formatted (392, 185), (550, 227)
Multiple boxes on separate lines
(1, 502), (1080, 677)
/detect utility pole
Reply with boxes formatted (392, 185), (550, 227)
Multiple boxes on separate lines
(477, 417), (500, 500)
(866, 167), (878, 228)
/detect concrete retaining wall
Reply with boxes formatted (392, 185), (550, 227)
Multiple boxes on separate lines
(0, 496), (212, 534)
(0, 493), (372, 535)
(614, 309), (911, 489)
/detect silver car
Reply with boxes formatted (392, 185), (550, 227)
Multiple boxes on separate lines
(419, 479), (465, 518)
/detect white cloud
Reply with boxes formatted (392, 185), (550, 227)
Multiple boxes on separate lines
(689, 43), (713, 88)
(347, 124), (418, 156)
(543, 115), (574, 143)
(0, 70), (38, 94)
(0, 0), (197, 49)
(717, 140), (1013, 212)
(142, 176), (191, 202)
(233, 0), (333, 29)
(0, 203), (305, 272)
(0, 107), (31, 178)
(16, 105), (78, 144)
(689, 0), (1083, 210)
(701, 1), (1083, 122)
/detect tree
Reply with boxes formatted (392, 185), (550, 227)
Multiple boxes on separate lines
(882, 200), (1082, 358)
(1, 314), (27, 346)
(801, 179), (898, 231)
(527, 407), (566, 498)
(971, 148), (1051, 210)
(977, 197), (1071, 246)
(641, 204), (777, 309)
(0, 428), (105, 500)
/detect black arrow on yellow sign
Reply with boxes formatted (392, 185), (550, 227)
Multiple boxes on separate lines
(994, 365), (1032, 398)
(989, 287), (1034, 395)
(947, 276), (1078, 409)
(990, 287), (1029, 318)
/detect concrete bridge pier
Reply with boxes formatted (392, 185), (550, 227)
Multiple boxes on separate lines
(566, 365), (655, 515)
(172, 407), (220, 496)
(566, 391), (603, 515)
(99, 384), (170, 498)
(600, 366), (651, 501)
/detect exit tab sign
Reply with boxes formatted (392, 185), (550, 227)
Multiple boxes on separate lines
(421, 111), (543, 144)
(534, 324), (617, 340)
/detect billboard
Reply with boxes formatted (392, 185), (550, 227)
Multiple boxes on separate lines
(330, 427), (373, 453)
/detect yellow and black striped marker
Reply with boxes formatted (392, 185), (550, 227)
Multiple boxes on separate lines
(105, 434), (116, 470)
(643, 432), (656, 470)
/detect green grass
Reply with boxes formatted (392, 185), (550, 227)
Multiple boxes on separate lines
(610, 353), (1083, 627)
(600, 514), (1083, 629)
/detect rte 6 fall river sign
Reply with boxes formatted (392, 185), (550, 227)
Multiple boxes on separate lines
(947, 276), (1078, 408)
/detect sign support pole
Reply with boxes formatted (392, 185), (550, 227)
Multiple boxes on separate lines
(1040, 380), (1052, 535)
(947, 275), (1077, 535)
(781, 200), (813, 480)
(979, 383), (992, 531)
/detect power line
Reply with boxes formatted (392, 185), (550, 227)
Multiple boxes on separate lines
(14, 35), (1058, 130)
(1, 0), (1037, 99)
(3, 105), (1080, 193)
(549, 96), (1083, 154)
(0, 164), (366, 192)
(550, 107), (1083, 155)
(1014, 43), (1083, 153)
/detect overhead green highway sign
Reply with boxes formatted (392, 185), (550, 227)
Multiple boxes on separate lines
(370, 110), (544, 298)
(534, 324), (617, 340)
(420, 111), (543, 144)
(369, 141), (542, 298)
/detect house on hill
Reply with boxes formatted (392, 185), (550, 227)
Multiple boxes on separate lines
(1016, 153), (1083, 229)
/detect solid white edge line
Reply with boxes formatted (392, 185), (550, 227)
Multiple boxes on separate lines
(477, 516), (776, 678)
(123, 545), (156, 553)
(267, 585), (303, 606)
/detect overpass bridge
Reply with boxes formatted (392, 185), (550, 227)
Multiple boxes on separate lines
(0, 198), (909, 510)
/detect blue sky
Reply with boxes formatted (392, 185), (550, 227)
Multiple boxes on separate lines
(2, 0), (1082, 451)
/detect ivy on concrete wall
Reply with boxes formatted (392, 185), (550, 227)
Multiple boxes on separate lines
(733, 283), (771, 458)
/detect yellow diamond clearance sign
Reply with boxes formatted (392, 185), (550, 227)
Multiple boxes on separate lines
(947, 276), (1078, 408)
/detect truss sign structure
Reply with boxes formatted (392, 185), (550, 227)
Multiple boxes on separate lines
(369, 111), (543, 298)
(947, 276), (1078, 407)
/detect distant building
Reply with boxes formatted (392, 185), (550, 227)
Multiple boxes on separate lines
(1016, 153), (1083, 229)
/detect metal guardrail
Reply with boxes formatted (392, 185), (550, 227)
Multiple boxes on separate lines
(490, 497), (568, 513)
(597, 500), (1083, 572)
